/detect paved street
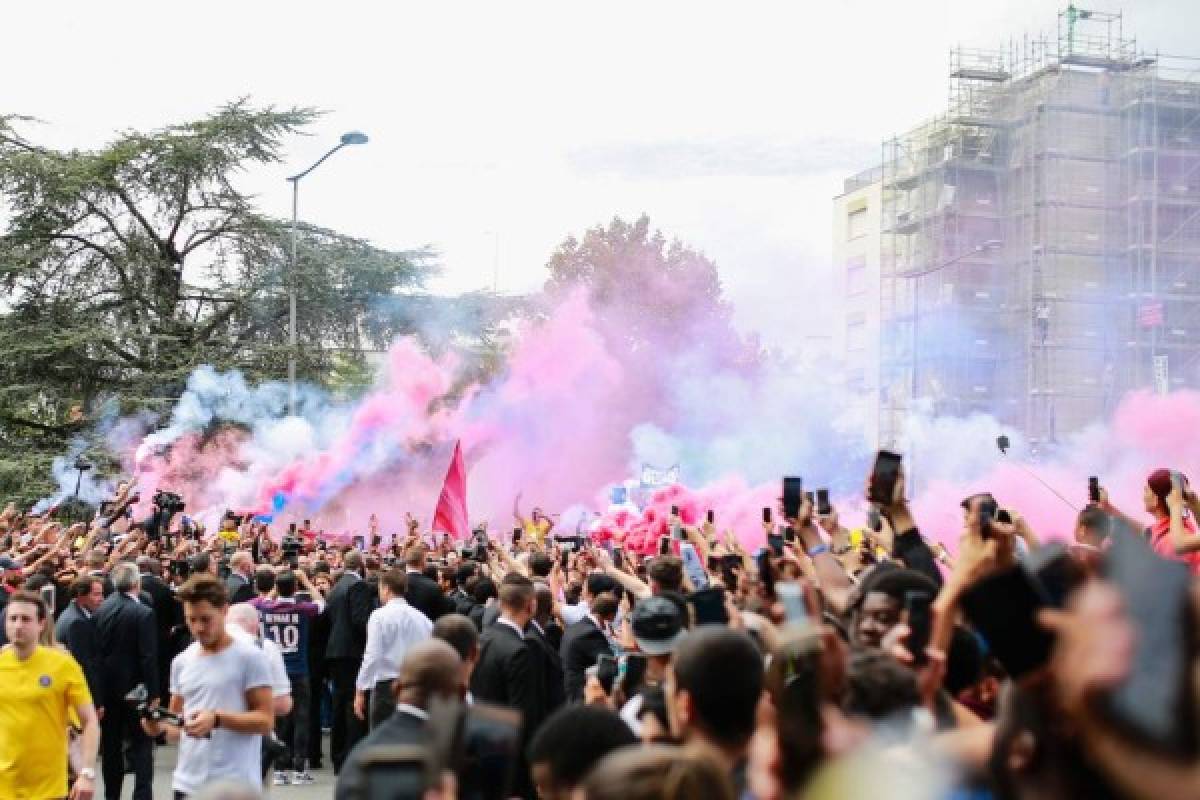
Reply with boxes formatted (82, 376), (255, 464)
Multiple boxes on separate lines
(119, 739), (336, 799)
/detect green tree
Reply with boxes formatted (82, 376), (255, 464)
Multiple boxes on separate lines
(0, 102), (434, 501)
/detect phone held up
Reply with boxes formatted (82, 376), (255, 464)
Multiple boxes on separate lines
(868, 450), (903, 506)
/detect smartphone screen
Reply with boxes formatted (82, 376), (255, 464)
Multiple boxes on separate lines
(1088, 476), (1100, 505)
(1103, 529), (1196, 755)
(868, 450), (903, 505)
(959, 566), (1053, 679)
(658, 536), (670, 556)
(621, 653), (649, 695)
(767, 532), (785, 557)
(816, 488), (831, 516)
(706, 509), (714, 525)
(783, 527), (796, 543)
(762, 507), (772, 524)
(512, 527), (522, 544)
(904, 591), (932, 667)
(679, 542), (709, 590)
(352, 536), (365, 551)
(782, 476), (803, 519)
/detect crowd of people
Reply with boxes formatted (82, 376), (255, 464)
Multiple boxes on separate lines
(2, 462), (1199, 800)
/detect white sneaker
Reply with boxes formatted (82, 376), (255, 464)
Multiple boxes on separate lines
(273, 771), (291, 786)
(292, 771), (316, 785)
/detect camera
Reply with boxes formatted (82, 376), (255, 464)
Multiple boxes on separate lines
(281, 534), (301, 557)
(154, 490), (186, 514)
(125, 684), (184, 727)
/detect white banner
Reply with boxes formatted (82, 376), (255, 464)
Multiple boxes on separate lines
(640, 464), (680, 488)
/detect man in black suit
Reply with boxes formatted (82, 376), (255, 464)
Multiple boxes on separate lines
(225, 549), (257, 604)
(325, 550), (377, 773)
(470, 574), (542, 798)
(560, 591), (618, 703)
(530, 582), (565, 715)
(334, 639), (463, 800)
(404, 545), (450, 621)
(55, 574), (105, 700)
(93, 561), (158, 800)
(137, 555), (180, 706)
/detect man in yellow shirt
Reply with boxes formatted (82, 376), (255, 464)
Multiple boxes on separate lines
(0, 590), (100, 800)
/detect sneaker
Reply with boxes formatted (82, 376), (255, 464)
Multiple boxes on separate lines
(292, 771), (316, 785)
(273, 771), (291, 786)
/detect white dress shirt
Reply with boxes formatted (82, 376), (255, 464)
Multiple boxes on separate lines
(356, 598), (434, 691)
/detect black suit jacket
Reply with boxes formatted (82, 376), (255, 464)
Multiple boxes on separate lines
(335, 708), (426, 800)
(527, 623), (565, 718)
(141, 574), (178, 635)
(55, 601), (102, 698)
(325, 572), (376, 661)
(560, 617), (612, 703)
(93, 592), (159, 701)
(405, 570), (449, 622)
(471, 621), (541, 739)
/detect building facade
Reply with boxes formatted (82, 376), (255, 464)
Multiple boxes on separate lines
(838, 8), (1200, 449)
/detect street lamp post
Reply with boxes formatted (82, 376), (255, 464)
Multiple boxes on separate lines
(286, 131), (369, 416)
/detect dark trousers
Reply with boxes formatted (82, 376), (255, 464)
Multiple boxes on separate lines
(370, 678), (397, 729)
(101, 701), (153, 800)
(307, 664), (327, 766)
(330, 657), (366, 773)
(278, 674), (312, 771)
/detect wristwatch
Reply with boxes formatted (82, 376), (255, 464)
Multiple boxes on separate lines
(79, 768), (96, 780)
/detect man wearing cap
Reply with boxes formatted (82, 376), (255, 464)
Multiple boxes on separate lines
(618, 596), (687, 734)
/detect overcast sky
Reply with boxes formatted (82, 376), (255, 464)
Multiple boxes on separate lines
(6, 0), (1199, 348)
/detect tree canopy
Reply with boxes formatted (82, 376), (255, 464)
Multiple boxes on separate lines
(0, 102), (440, 502)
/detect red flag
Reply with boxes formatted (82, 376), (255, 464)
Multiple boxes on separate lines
(432, 441), (469, 540)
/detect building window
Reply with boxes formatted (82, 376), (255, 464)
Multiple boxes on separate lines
(847, 207), (868, 240)
(846, 256), (868, 296)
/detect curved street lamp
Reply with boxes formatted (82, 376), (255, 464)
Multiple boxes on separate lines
(286, 131), (369, 415)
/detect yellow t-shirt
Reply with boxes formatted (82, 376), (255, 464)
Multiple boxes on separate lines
(0, 645), (91, 800)
(523, 518), (552, 546)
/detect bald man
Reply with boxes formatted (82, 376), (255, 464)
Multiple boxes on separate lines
(334, 640), (464, 800)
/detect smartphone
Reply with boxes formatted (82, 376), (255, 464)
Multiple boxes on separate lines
(756, 549), (776, 599)
(783, 527), (796, 543)
(39, 584), (56, 614)
(767, 532), (785, 557)
(868, 450), (903, 505)
(679, 542), (709, 590)
(959, 565), (1054, 679)
(559, 549), (570, 570)
(658, 536), (670, 556)
(1088, 476), (1101, 505)
(595, 654), (618, 694)
(611, 486), (628, 505)
(689, 587), (729, 626)
(371, 534), (382, 548)
(721, 553), (743, 571)
(782, 476), (803, 519)
(903, 591), (932, 667)
(351, 535), (365, 551)
(512, 527), (522, 544)
(613, 547), (627, 571)
(620, 653), (649, 696)
(816, 488), (832, 516)
(1102, 528), (1196, 755)
(670, 505), (680, 517)
(776, 581), (807, 624)
(706, 509), (714, 525)
(866, 509), (882, 533)
(762, 507), (772, 524)
(706, 555), (720, 573)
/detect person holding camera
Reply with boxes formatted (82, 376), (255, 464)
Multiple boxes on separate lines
(141, 574), (275, 800)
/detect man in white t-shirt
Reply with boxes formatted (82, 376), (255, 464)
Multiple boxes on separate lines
(141, 575), (275, 799)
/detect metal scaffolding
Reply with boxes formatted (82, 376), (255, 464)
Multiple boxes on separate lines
(877, 6), (1200, 449)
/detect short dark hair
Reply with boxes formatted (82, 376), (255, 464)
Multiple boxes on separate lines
(529, 552), (554, 578)
(454, 563), (477, 588)
(586, 572), (618, 599)
(433, 613), (479, 662)
(275, 570), (297, 598)
(591, 593), (619, 621)
(499, 573), (535, 611)
(528, 705), (638, 789)
(6, 589), (48, 621)
(405, 545), (426, 568)
(648, 556), (683, 593)
(473, 577), (497, 605)
(672, 628), (764, 748)
(190, 552), (212, 574)
(844, 649), (921, 726)
(71, 575), (102, 599)
(1076, 506), (1110, 540)
(381, 568), (409, 596)
(178, 574), (230, 608)
(255, 566), (276, 594)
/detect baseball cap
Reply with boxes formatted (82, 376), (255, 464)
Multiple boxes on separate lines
(0, 557), (20, 571)
(630, 596), (686, 656)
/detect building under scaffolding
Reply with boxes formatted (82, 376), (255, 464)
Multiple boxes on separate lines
(867, 7), (1200, 448)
